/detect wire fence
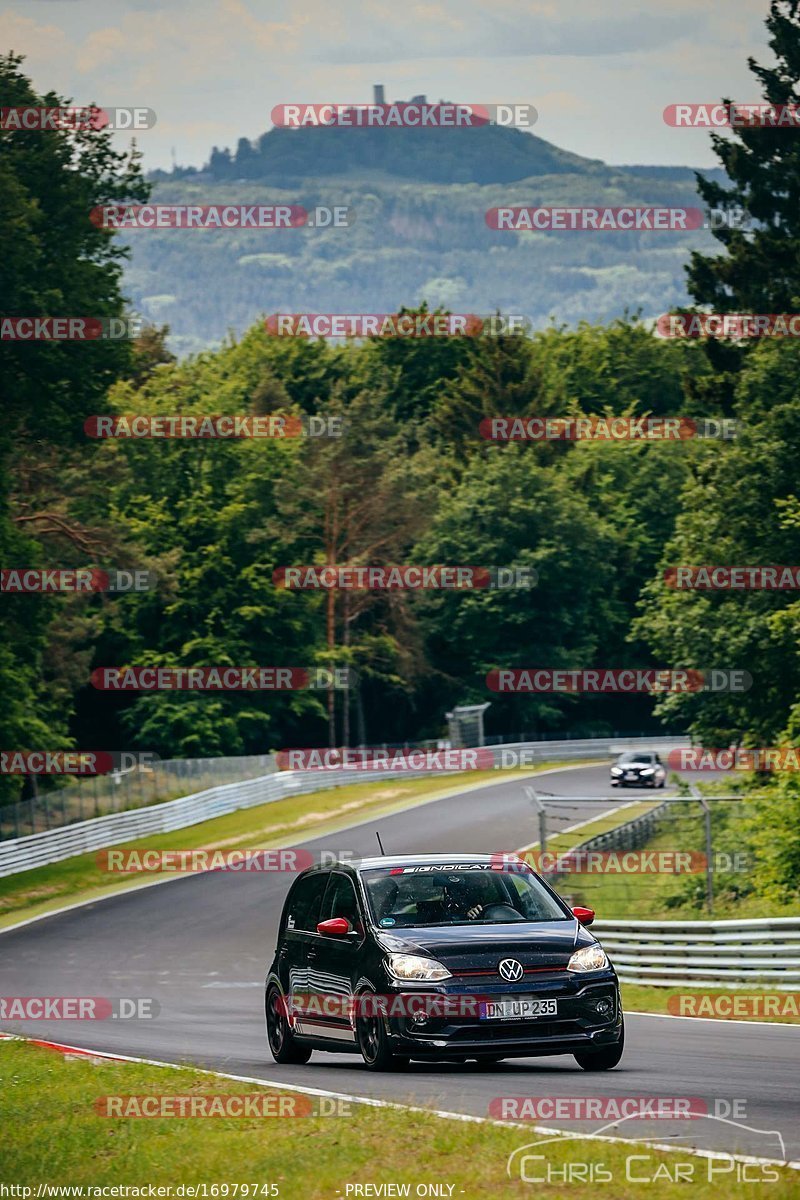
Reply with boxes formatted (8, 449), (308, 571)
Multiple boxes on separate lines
(525, 790), (761, 919)
(0, 755), (275, 840)
(0, 732), (687, 841)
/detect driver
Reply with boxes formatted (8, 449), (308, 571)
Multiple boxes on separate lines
(442, 871), (496, 920)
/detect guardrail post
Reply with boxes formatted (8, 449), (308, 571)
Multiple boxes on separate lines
(689, 784), (714, 915)
(524, 785), (547, 855)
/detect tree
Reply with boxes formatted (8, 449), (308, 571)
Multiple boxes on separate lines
(635, 340), (800, 746)
(0, 53), (148, 799)
(271, 385), (436, 746)
(688, 1), (800, 312)
(411, 445), (622, 735)
(208, 146), (232, 178)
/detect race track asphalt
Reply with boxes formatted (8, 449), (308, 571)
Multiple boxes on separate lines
(1, 763), (798, 1163)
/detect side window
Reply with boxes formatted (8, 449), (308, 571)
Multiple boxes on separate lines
(285, 872), (329, 933)
(321, 873), (364, 936)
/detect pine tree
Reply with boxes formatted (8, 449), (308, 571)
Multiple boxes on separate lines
(688, 1), (800, 310)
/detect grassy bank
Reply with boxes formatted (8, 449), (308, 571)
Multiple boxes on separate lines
(531, 795), (797, 921)
(621, 984), (800, 1024)
(0, 1038), (795, 1196)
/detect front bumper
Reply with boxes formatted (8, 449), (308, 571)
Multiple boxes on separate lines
(382, 970), (622, 1058)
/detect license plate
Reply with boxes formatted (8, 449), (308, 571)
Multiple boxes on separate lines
(479, 997), (557, 1020)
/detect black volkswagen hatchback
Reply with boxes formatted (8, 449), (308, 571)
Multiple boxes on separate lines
(265, 854), (623, 1071)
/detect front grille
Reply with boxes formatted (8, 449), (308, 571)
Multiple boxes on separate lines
(446, 1020), (583, 1042)
(453, 966), (567, 979)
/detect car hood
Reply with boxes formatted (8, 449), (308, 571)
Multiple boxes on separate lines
(376, 919), (591, 973)
(615, 759), (654, 768)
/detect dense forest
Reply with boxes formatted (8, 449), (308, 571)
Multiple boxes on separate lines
(3, 0), (800, 834)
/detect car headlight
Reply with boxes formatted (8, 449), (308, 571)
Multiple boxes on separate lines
(567, 944), (608, 973)
(386, 953), (452, 981)
(639, 767), (654, 775)
(610, 767), (623, 775)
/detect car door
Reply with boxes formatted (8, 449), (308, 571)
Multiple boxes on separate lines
(277, 870), (329, 1032)
(304, 871), (365, 1043)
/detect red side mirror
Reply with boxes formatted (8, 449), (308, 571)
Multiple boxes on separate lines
(316, 917), (351, 937)
(572, 906), (595, 927)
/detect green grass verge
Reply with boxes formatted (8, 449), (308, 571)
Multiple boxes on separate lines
(621, 984), (800, 1025)
(1, 1039), (795, 1196)
(517, 799), (658, 860)
(515, 804), (800, 1026)
(0, 762), (585, 930)
(524, 793), (797, 922)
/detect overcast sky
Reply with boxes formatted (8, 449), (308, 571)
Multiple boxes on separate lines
(3, 0), (775, 171)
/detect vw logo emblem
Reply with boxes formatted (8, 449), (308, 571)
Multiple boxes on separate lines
(498, 958), (524, 981)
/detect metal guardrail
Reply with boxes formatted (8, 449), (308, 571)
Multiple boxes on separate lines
(544, 800), (670, 886)
(0, 765), (428, 879)
(0, 735), (689, 841)
(0, 735), (689, 877)
(0, 754), (278, 840)
(594, 917), (800, 989)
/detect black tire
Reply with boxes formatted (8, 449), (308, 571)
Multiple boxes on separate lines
(574, 1023), (624, 1071)
(355, 992), (408, 1071)
(266, 984), (312, 1064)
(659, 778), (666, 788)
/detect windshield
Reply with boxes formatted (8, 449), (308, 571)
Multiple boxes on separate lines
(618, 752), (653, 763)
(361, 865), (570, 927)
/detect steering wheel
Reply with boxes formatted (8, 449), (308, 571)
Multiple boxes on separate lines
(481, 903), (525, 922)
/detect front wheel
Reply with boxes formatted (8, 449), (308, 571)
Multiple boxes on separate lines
(266, 985), (312, 1064)
(356, 992), (408, 1071)
(574, 1023), (624, 1071)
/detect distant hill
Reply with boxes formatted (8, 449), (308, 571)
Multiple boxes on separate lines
(155, 123), (610, 187)
(132, 121), (727, 355)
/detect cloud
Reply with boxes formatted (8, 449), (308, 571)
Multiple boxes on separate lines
(1, 0), (773, 170)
